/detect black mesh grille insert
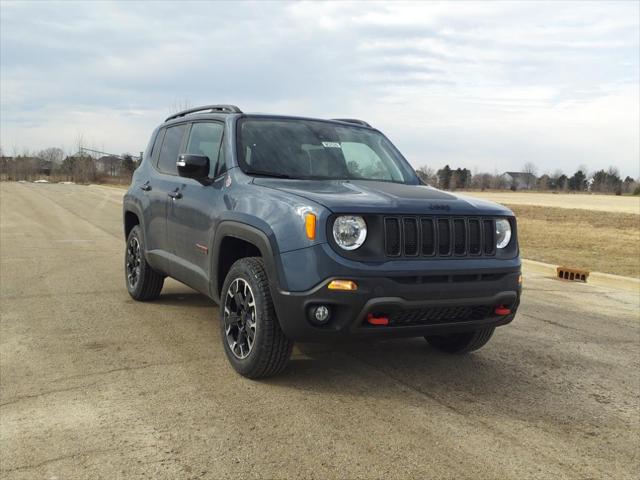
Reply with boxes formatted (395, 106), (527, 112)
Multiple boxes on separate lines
(483, 219), (496, 255)
(421, 218), (435, 255)
(453, 219), (466, 255)
(437, 219), (451, 255)
(468, 219), (481, 255)
(384, 218), (401, 256)
(403, 218), (418, 255)
(387, 305), (492, 326)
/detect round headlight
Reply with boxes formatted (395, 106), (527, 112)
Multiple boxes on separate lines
(333, 216), (367, 250)
(496, 219), (512, 249)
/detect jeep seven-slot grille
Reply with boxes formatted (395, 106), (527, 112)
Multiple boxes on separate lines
(384, 217), (496, 258)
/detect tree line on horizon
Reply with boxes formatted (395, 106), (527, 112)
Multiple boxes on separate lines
(416, 162), (639, 195)
(1, 144), (638, 195)
(0, 146), (137, 184)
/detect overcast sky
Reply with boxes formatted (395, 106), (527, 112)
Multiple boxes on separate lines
(1, 1), (638, 177)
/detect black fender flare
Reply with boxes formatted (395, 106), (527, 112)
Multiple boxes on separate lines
(210, 221), (286, 303)
(122, 198), (145, 241)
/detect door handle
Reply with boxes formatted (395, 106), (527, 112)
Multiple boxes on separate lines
(168, 190), (182, 200)
(139, 182), (151, 192)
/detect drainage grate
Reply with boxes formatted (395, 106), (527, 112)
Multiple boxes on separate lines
(556, 266), (589, 282)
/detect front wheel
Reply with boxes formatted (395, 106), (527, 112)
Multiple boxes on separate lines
(425, 327), (495, 354)
(220, 257), (293, 378)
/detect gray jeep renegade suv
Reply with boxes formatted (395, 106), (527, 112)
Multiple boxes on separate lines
(123, 104), (521, 378)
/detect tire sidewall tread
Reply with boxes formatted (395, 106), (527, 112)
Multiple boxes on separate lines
(125, 226), (164, 301)
(220, 257), (293, 379)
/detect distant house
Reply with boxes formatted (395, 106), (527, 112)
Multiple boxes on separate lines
(96, 155), (121, 176)
(37, 159), (52, 176)
(501, 171), (537, 190)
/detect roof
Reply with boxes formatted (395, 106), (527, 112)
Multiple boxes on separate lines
(503, 171), (537, 178)
(162, 105), (373, 129)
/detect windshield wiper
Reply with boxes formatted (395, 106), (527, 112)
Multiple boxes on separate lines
(245, 170), (293, 179)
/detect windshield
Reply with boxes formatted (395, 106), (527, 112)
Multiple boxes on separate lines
(237, 118), (419, 184)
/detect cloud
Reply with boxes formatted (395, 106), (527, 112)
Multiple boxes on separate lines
(1, 0), (638, 176)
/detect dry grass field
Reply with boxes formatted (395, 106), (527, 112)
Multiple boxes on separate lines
(468, 191), (640, 215)
(507, 204), (640, 278)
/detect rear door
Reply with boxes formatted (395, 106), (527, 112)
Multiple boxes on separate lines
(144, 123), (188, 260)
(167, 120), (226, 293)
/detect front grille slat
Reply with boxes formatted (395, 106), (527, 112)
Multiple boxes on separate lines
(382, 216), (500, 259)
(437, 218), (452, 256)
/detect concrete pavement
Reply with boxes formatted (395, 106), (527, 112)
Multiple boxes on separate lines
(1, 182), (638, 479)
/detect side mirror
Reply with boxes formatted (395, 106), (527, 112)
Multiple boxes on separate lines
(177, 154), (209, 179)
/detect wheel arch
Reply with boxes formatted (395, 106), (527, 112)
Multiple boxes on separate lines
(211, 221), (285, 303)
(124, 210), (140, 239)
(123, 199), (146, 241)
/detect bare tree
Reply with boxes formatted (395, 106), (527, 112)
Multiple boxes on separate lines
(415, 165), (436, 185)
(522, 162), (538, 189)
(38, 147), (64, 165)
(471, 172), (493, 191)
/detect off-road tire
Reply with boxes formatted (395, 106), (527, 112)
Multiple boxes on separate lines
(125, 225), (164, 301)
(220, 257), (293, 378)
(425, 327), (495, 354)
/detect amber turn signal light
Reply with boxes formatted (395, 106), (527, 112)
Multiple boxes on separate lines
(327, 280), (358, 291)
(305, 213), (316, 240)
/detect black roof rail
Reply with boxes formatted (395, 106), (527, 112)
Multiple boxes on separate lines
(165, 104), (242, 122)
(331, 118), (372, 128)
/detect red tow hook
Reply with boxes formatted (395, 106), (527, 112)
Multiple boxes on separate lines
(494, 305), (512, 316)
(367, 313), (389, 326)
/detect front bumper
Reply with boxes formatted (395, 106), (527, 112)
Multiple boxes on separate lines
(272, 269), (521, 342)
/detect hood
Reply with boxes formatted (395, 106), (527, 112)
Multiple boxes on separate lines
(253, 179), (513, 216)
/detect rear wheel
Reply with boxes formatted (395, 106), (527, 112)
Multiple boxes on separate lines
(220, 257), (293, 378)
(425, 327), (495, 354)
(125, 225), (164, 301)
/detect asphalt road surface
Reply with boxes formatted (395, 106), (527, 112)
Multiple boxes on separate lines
(1, 183), (639, 480)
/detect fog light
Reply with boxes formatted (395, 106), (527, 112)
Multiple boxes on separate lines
(309, 305), (331, 325)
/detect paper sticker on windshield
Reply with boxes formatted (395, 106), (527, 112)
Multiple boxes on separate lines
(322, 141), (341, 148)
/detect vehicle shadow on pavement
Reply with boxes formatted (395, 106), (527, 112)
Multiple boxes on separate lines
(274, 339), (530, 394)
(266, 338), (569, 421)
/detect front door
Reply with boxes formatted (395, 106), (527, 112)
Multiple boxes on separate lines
(167, 121), (226, 293)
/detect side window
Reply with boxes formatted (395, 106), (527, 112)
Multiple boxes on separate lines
(185, 122), (225, 177)
(157, 124), (187, 175)
(149, 129), (164, 163)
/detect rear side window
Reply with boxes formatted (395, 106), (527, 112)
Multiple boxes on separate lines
(149, 129), (164, 163)
(157, 124), (187, 175)
(185, 122), (225, 177)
